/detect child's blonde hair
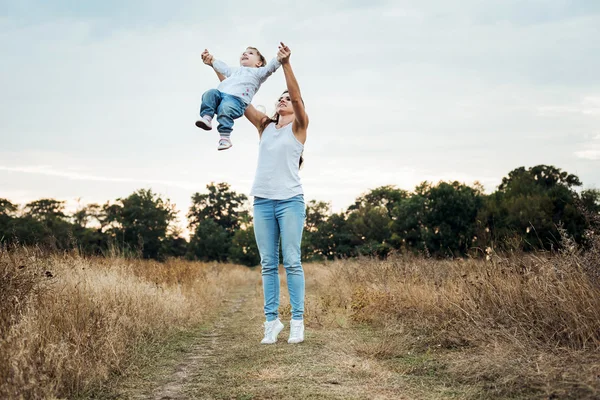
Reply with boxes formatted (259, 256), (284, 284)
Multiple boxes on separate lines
(247, 46), (266, 67)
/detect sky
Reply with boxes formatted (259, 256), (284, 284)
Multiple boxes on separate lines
(1, 0), (599, 233)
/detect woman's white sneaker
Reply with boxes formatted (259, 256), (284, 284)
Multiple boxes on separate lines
(261, 319), (284, 344)
(288, 319), (304, 344)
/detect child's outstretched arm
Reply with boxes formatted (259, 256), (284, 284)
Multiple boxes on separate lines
(201, 49), (232, 78)
(202, 51), (226, 82)
(256, 55), (282, 83)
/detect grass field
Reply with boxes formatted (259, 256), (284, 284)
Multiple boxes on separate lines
(1, 239), (599, 399)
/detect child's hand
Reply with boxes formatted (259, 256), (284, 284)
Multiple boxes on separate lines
(201, 49), (214, 66)
(277, 42), (291, 64)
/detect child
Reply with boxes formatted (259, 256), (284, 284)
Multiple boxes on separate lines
(196, 46), (282, 151)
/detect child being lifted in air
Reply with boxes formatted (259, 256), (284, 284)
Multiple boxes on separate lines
(196, 45), (282, 151)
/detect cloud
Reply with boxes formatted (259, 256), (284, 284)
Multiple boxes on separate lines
(575, 150), (600, 160)
(1, 0), (600, 228)
(575, 132), (600, 160)
(0, 165), (199, 190)
(537, 96), (600, 116)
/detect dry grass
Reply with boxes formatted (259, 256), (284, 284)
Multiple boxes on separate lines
(3, 234), (600, 399)
(304, 235), (600, 399)
(0, 246), (255, 400)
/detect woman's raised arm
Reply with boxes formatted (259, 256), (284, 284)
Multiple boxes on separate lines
(277, 42), (308, 140)
(244, 104), (270, 134)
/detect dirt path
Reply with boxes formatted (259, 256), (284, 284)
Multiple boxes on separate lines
(107, 282), (472, 400)
(150, 291), (249, 400)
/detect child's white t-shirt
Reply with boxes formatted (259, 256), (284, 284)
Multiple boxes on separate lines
(212, 58), (281, 105)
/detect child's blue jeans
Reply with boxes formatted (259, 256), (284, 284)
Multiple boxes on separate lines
(200, 89), (247, 136)
(253, 195), (306, 322)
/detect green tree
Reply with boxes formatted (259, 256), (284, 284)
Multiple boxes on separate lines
(67, 202), (109, 254)
(479, 165), (586, 250)
(104, 189), (176, 259)
(302, 200), (331, 260)
(421, 181), (483, 256)
(581, 189), (600, 215)
(305, 200), (330, 233)
(21, 198), (74, 248)
(342, 186), (409, 258)
(187, 182), (250, 263)
(314, 212), (359, 259)
(229, 225), (260, 267)
(24, 199), (67, 221)
(0, 199), (17, 217)
(162, 234), (188, 258)
(72, 202), (103, 228)
(349, 185), (408, 219)
(346, 204), (392, 257)
(187, 182), (249, 234)
(187, 218), (230, 262)
(498, 165), (581, 193)
(0, 199), (18, 242)
(391, 181), (483, 257)
(391, 191), (427, 252)
(0, 198), (56, 247)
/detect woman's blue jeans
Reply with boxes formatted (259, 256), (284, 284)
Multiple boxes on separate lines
(253, 195), (305, 322)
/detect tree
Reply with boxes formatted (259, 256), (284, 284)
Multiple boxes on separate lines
(104, 189), (176, 259)
(24, 199), (67, 221)
(0, 199), (17, 217)
(162, 235), (188, 258)
(21, 198), (74, 248)
(499, 165), (581, 193)
(302, 200), (331, 260)
(187, 182), (251, 263)
(305, 200), (330, 233)
(391, 181), (483, 257)
(479, 165), (586, 250)
(187, 218), (230, 262)
(346, 204), (392, 258)
(420, 181), (483, 256)
(1, 198), (66, 247)
(311, 212), (359, 259)
(349, 185), (408, 219)
(229, 225), (260, 267)
(0, 199), (18, 243)
(72, 202), (103, 228)
(581, 189), (600, 215)
(187, 182), (249, 234)
(391, 192), (427, 252)
(341, 186), (409, 258)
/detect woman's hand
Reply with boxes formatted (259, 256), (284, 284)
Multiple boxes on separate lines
(277, 42), (291, 64)
(201, 49), (214, 66)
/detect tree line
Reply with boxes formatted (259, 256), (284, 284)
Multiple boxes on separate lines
(1, 164), (599, 265)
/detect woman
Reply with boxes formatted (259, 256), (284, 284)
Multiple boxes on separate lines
(203, 43), (308, 344)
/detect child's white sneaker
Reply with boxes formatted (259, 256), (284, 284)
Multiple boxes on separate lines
(261, 319), (284, 344)
(288, 319), (304, 344)
(218, 137), (232, 151)
(195, 116), (212, 130)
